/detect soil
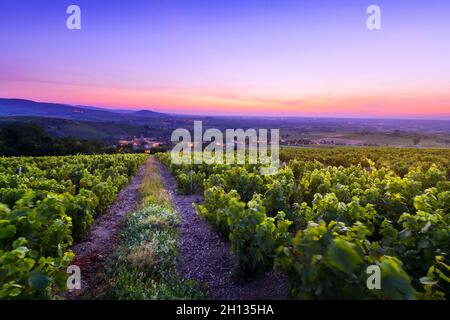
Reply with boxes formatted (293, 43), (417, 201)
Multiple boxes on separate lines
(66, 159), (148, 299)
(157, 161), (290, 300)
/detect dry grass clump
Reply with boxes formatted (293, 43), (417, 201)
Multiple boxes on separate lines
(126, 243), (158, 273)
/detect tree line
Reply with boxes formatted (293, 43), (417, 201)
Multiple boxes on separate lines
(0, 124), (114, 156)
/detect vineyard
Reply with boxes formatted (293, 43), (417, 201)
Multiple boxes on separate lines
(158, 147), (450, 300)
(280, 147), (450, 178)
(0, 154), (147, 298)
(1, 147), (449, 300)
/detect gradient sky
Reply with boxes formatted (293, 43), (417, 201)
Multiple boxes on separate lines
(0, 0), (449, 118)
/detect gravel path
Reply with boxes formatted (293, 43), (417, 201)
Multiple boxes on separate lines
(67, 159), (148, 298)
(157, 161), (290, 300)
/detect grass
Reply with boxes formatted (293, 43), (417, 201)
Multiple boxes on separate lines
(139, 157), (172, 207)
(99, 157), (205, 299)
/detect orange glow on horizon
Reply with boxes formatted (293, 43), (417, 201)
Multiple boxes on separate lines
(0, 79), (449, 119)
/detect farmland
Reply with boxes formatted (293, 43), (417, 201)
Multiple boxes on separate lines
(158, 147), (450, 299)
(0, 154), (147, 298)
(0, 147), (449, 300)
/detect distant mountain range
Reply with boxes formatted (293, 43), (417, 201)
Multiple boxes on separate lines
(0, 98), (166, 122)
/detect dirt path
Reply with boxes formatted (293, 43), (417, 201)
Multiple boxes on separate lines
(157, 161), (290, 300)
(67, 159), (148, 298)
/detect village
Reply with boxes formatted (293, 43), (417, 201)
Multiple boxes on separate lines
(117, 136), (166, 154)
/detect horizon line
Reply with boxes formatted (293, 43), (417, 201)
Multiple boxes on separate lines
(2, 97), (450, 122)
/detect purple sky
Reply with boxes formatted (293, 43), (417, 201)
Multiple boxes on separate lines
(0, 0), (449, 118)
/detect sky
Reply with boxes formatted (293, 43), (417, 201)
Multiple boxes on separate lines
(0, 0), (449, 118)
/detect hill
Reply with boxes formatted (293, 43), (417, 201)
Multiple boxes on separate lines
(0, 98), (166, 122)
(0, 117), (172, 143)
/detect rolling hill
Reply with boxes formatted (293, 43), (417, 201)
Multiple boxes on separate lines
(0, 98), (166, 122)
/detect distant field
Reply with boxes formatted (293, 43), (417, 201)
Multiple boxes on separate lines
(282, 130), (450, 148)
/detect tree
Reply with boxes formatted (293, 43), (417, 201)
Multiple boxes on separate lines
(0, 124), (111, 156)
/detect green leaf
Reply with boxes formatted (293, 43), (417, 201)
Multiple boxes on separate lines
(13, 246), (29, 258)
(0, 224), (16, 239)
(326, 238), (364, 275)
(380, 258), (415, 300)
(28, 270), (50, 290)
(9, 288), (22, 297)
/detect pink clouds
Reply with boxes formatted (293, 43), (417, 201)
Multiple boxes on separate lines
(1, 79), (448, 118)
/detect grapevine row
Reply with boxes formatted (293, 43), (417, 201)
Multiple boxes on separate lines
(158, 149), (449, 299)
(0, 154), (147, 298)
